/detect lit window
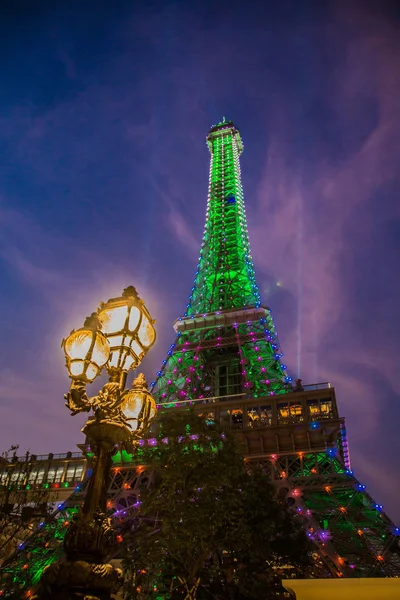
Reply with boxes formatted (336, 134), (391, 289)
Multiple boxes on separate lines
(247, 406), (272, 427)
(35, 468), (45, 483)
(65, 463), (84, 482)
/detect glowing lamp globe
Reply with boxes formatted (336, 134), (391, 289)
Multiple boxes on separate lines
(62, 314), (110, 383)
(97, 286), (156, 373)
(120, 373), (156, 435)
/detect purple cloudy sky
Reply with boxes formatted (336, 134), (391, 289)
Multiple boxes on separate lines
(1, 1), (400, 519)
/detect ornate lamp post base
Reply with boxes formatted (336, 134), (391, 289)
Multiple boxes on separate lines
(33, 420), (132, 600)
(34, 558), (123, 600)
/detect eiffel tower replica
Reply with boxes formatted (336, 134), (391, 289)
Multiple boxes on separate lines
(151, 118), (400, 578)
(1, 120), (400, 597)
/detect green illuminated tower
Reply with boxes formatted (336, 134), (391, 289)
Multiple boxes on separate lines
(152, 119), (400, 578)
(152, 119), (291, 404)
(2, 120), (400, 596)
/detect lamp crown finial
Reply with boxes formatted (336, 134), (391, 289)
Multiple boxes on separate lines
(122, 286), (139, 299)
(83, 312), (101, 329)
(133, 372), (148, 388)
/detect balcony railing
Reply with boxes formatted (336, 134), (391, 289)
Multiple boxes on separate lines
(2, 451), (85, 464)
(156, 382), (332, 410)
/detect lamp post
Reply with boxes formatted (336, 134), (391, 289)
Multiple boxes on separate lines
(34, 286), (156, 600)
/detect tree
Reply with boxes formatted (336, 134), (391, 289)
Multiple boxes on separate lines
(0, 446), (55, 567)
(122, 412), (310, 599)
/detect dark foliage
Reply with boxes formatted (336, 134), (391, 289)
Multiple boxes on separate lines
(122, 412), (310, 599)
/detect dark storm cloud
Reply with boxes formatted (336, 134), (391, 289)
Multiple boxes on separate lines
(0, 1), (399, 519)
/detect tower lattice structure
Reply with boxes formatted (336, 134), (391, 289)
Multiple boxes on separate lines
(153, 119), (291, 405)
(151, 119), (400, 578)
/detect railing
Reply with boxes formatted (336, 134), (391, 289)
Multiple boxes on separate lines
(2, 451), (85, 464)
(156, 383), (332, 410)
(53, 452), (83, 459)
(157, 392), (247, 409)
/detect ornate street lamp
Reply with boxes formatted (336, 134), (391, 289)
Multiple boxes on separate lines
(34, 286), (156, 600)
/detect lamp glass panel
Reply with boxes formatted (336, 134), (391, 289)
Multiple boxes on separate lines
(121, 391), (143, 420)
(124, 355), (136, 370)
(128, 306), (141, 332)
(99, 306), (128, 334)
(86, 364), (98, 381)
(108, 351), (121, 368)
(137, 316), (155, 347)
(107, 334), (125, 349)
(65, 331), (93, 360)
(109, 347), (132, 370)
(91, 333), (110, 367)
(70, 361), (85, 377)
(130, 339), (143, 357)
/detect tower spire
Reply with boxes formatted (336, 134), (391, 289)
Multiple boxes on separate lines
(152, 121), (291, 404)
(186, 120), (259, 316)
